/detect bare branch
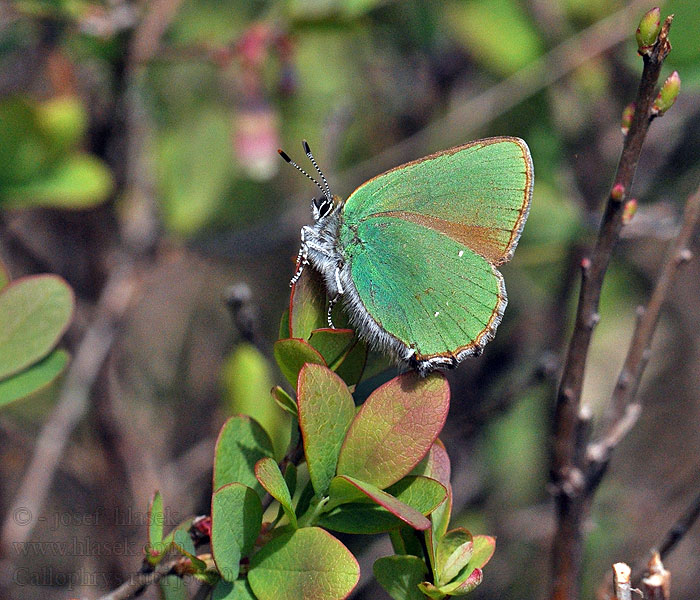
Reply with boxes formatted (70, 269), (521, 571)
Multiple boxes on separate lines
(550, 16), (675, 600)
(96, 558), (180, 600)
(587, 184), (700, 480)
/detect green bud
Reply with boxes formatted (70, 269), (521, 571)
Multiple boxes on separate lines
(652, 71), (681, 116)
(636, 7), (661, 56)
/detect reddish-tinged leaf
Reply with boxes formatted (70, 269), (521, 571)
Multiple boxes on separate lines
(319, 476), (446, 534)
(298, 364), (355, 496)
(289, 269), (327, 339)
(337, 372), (450, 488)
(374, 555), (427, 600)
(437, 568), (483, 595)
(255, 457), (296, 527)
(248, 527), (359, 600)
(328, 476), (430, 531)
(273, 338), (326, 388)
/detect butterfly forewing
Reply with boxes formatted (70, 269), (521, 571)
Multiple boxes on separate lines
(341, 137), (532, 265)
(338, 137), (532, 361)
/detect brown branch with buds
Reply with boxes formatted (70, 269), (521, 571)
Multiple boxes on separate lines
(549, 13), (688, 600)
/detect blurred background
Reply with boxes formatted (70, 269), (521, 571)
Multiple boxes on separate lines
(0, 0), (699, 598)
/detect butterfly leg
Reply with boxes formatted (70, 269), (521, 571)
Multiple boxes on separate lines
(290, 227), (311, 286)
(327, 296), (337, 328)
(327, 265), (345, 328)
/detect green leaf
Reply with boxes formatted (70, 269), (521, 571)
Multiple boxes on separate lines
(327, 476), (430, 531)
(412, 441), (453, 547)
(248, 527), (359, 600)
(0, 349), (68, 408)
(417, 580), (447, 599)
(2, 154), (113, 209)
(307, 328), (356, 369)
(0, 97), (48, 184)
(279, 309), (291, 340)
(35, 96), (88, 155)
(387, 476), (447, 516)
(212, 580), (257, 599)
(158, 108), (234, 235)
(255, 457), (297, 527)
(273, 338), (326, 389)
(289, 269), (328, 339)
(221, 343), (291, 459)
(434, 536), (494, 596)
(0, 275), (74, 380)
(270, 385), (298, 417)
(444, 0), (543, 76)
(284, 462), (297, 498)
(172, 529), (206, 572)
(211, 483), (263, 581)
(159, 575), (188, 600)
(145, 491), (164, 563)
(297, 364), (355, 496)
(436, 528), (473, 586)
(318, 504), (412, 534)
(465, 535), (496, 571)
(334, 337), (368, 388)
(213, 416), (275, 496)
(373, 555), (428, 600)
(337, 372), (450, 488)
(295, 479), (315, 520)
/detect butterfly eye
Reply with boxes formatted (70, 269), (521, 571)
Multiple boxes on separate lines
(314, 196), (332, 218)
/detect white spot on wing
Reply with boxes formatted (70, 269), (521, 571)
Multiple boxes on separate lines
(434, 311), (440, 317)
(458, 250), (464, 257)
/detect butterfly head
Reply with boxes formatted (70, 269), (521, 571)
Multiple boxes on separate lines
(279, 140), (334, 222)
(312, 195), (334, 221)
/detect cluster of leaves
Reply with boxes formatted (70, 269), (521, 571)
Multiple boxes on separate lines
(0, 96), (113, 209)
(144, 271), (494, 600)
(0, 260), (74, 407)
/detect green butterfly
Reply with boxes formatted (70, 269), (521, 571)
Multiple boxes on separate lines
(280, 137), (533, 376)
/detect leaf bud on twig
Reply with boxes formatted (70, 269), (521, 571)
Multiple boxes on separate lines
(636, 7), (662, 56)
(652, 71), (681, 116)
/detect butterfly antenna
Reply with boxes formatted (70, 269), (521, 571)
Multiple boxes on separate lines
(303, 140), (332, 200)
(278, 148), (326, 196)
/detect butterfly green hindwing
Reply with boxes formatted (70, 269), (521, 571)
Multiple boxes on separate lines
(338, 137), (532, 363)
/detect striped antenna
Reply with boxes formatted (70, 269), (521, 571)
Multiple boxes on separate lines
(278, 148), (326, 196)
(303, 140), (332, 200)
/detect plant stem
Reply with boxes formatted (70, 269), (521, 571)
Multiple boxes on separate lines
(549, 17), (674, 600)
